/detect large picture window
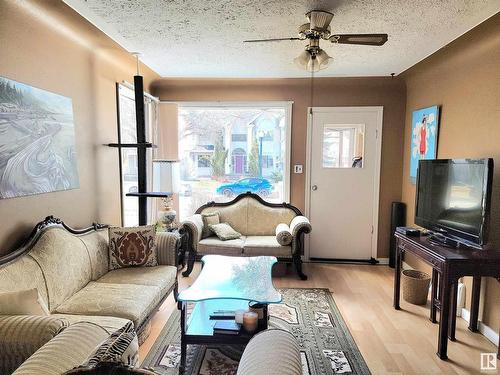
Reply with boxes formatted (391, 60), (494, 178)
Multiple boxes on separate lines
(178, 102), (292, 220)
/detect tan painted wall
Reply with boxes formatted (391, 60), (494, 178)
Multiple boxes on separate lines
(0, 0), (159, 255)
(152, 77), (406, 258)
(401, 13), (500, 330)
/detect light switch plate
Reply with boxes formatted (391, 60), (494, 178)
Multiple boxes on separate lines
(294, 164), (303, 174)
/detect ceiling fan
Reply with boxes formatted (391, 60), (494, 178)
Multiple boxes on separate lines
(244, 10), (388, 72)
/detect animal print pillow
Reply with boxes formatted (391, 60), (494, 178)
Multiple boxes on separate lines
(108, 226), (157, 270)
(85, 321), (138, 367)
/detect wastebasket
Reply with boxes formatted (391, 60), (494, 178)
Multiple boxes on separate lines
(401, 269), (431, 305)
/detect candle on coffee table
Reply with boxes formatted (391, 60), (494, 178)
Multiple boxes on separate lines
(243, 311), (258, 333)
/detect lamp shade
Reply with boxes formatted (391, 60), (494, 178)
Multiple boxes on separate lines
(156, 103), (179, 160)
(294, 49), (332, 72)
(153, 160), (179, 194)
(293, 50), (311, 70)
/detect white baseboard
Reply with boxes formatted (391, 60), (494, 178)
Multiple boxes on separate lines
(376, 258), (389, 265)
(461, 308), (499, 347)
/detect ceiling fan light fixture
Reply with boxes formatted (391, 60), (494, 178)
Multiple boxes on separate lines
(315, 49), (331, 69)
(293, 50), (311, 70)
(294, 49), (332, 72)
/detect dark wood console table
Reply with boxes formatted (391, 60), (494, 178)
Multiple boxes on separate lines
(393, 232), (500, 360)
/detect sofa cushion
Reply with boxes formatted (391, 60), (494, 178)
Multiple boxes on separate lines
(209, 223), (242, 241)
(29, 228), (92, 311)
(243, 236), (291, 257)
(198, 236), (245, 255)
(0, 256), (49, 309)
(50, 314), (131, 334)
(79, 230), (110, 280)
(55, 282), (161, 328)
(201, 212), (220, 238)
(96, 265), (177, 296)
(201, 197), (248, 235)
(109, 226), (158, 270)
(275, 223), (292, 246)
(246, 198), (296, 236)
(0, 288), (49, 316)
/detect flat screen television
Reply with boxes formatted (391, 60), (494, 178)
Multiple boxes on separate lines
(415, 158), (493, 247)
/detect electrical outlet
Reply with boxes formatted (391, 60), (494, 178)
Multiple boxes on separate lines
(294, 165), (303, 174)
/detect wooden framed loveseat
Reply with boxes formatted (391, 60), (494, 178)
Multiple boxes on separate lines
(180, 192), (312, 280)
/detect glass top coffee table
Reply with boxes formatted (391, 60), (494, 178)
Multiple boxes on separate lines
(177, 255), (281, 374)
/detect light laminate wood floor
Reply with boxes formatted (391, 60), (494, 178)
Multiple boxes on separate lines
(139, 263), (498, 374)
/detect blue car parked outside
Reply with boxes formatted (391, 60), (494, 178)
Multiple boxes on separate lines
(216, 178), (273, 198)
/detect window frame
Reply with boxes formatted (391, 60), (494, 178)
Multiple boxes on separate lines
(168, 101), (293, 202)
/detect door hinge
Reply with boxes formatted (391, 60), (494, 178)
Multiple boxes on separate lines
(371, 225), (374, 234)
(375, 129), (379, 139)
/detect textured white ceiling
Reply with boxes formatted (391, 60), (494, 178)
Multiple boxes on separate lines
(64, 0), (500, 78)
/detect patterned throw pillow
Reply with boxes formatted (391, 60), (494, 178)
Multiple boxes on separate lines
(275, 223), (293, 246)
(109, 226), (158, 270)
(86, 321), (139, 367)
(201, 212), (220, 238)
(64, 362), (160, 375)
(209, 223), (241, 241)
(64, 362), (159, 374)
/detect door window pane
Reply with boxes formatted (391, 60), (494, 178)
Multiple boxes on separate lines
(178, 105), (290, 220)
(323, 124), (365, 168)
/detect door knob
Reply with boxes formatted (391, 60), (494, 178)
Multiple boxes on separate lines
(312, 185), (318, 191)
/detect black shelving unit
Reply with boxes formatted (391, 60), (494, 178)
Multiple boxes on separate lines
(126, 192), (172, 198)
(110, 75), (172, 226)
(107, 142), (156, 148)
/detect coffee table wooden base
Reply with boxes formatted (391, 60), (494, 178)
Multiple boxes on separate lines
(178, 299), (268, 374)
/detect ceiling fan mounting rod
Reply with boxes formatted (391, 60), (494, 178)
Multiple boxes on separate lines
(306, 38), (321, 56)
(298, 23), (331, 40)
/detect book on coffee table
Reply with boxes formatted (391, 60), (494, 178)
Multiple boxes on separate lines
(209, 310), (236, 320)
(213, 320), (241, 335)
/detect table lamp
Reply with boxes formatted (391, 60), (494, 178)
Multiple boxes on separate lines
(152, 160), (179, 231)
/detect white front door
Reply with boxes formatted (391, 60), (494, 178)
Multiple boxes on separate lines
(307, 107), (382, 260)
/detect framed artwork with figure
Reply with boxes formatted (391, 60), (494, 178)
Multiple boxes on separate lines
(410, 105), (440, 183)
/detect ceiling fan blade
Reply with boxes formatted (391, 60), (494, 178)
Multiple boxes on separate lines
(306, 10), (334, 30)
(244, 37), (302, 43)
(330, 34), (388, 46)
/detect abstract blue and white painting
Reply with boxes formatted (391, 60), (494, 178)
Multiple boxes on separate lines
(410, 105), (440, 183)
(0, 76), (79, 198)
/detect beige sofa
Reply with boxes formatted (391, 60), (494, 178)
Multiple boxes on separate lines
(180, 192), (311, 279)
(0, 216), (178, 374)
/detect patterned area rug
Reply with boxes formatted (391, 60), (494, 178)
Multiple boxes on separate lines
(141, 288), (370, 375)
